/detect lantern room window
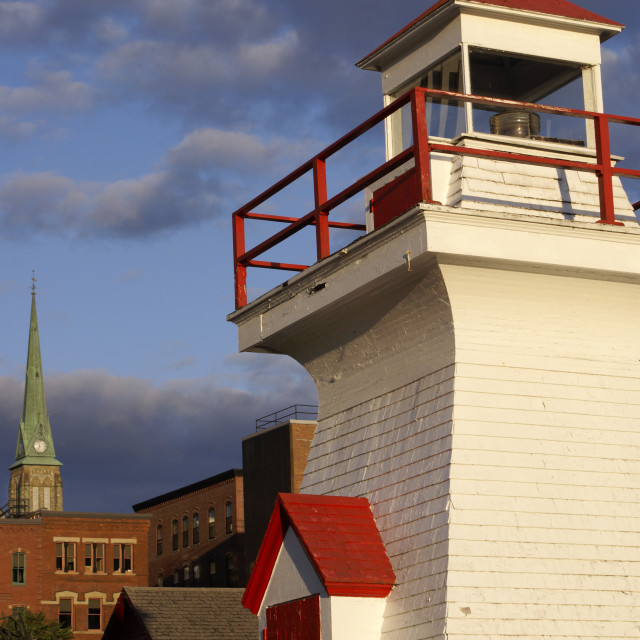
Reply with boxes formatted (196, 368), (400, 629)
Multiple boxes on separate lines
(392, 48), (466, 152)
(387, 45), (601, 158)
(468, 48), (587, 143)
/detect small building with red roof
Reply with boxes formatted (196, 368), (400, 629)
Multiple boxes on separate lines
(243, 494), (395, 639)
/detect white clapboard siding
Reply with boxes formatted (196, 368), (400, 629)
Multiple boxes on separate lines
(299, 256), (640, 639)
(442, 263), (640, 639)
(232, 198), (640, 639)
(302, 365), (456, 639)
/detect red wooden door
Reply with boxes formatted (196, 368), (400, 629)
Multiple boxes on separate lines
(266, 595), (320, 640)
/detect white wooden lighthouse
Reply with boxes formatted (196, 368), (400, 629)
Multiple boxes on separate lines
(230, 1), (640, 638)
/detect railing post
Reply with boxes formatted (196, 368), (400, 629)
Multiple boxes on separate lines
(594, 114), (623, 226)
(233, 212), (247, 309)
(410, 88), (436, 204)
(313, 157), (330, 259)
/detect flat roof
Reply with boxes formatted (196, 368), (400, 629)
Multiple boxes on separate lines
(132, 468), (243, 512)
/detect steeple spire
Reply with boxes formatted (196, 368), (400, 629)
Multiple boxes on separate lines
(11, 281), (60, 466)
(8, 280), (62, 515)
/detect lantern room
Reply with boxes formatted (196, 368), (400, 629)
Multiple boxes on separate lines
(358, 0), (622, 155)
(230, 0), (640, 311)
(356, 0), (635, 228)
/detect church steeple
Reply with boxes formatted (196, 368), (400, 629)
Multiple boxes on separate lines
(8, 279), (62, 515)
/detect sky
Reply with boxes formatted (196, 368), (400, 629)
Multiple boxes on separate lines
(0, 0), (639, 513)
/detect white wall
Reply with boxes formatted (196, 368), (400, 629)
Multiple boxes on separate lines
(259, 528), (329, 636)
(442, 263), (640, 638)
(232, 205), (640, 639)
(331, 597), (386, 640)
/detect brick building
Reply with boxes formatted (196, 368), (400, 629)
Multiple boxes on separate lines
(132, 469), (247, 588)
(0, 510), (150, 638)
(242, 417), (316, 571)
(0, 288), (151, 637)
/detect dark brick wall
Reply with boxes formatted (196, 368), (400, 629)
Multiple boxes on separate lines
(242, 421), (316, 572)
(134, 473), (247, 588)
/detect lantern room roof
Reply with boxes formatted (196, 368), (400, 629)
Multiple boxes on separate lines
(358, 0), (624, 70)
(242, 493), (396, 614)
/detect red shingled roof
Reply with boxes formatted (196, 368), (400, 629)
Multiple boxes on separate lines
(242, 493), (395, 614)
(359, 0), (623, 66)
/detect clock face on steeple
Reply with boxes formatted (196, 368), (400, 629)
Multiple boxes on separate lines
(33, 440), (47, 453)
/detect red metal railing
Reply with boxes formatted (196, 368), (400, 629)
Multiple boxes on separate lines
(232, 87), (640, 309)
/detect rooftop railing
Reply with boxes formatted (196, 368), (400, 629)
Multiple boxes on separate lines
(232, 87), (640, 309)
(255, 404), (319, 431)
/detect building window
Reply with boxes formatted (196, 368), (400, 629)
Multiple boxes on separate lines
(58, 599), (72, 628)
(157, 573), (163, 587)
(172, 520), (178, 551)
(173, 570), (179, 585)
(113, 544), (133, 573)
(193, 563), (201, 584)
(156, 525), (163, 556)
(11, 607), (24, 620)
(209, 560), (216, 584)
(84, 543), (104, 573)
(182, 516), (189, 548)
(12, 553), (25, 585)
(56, 542), (76, 572)
(87, 599), (101, 630)
(225, 502), (233, 534)
(208, 508), (215, 540)
(193, 513), (200, 545)
(183, 565), (189, 583)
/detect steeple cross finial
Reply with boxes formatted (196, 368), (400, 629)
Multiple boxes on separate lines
(31, 270), (37, 295)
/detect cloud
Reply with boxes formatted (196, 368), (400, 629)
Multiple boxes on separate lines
(0, 69), (94, 112)
(97, 40), (230, 91)
(95, 28), (300, 122)
(0, 171), (90, 235)
(0, 2), (45, 45)
(167, 128), (283, 171)
(0, 126), (314, 238)
(0, 114), (38, 141)
(236, 29), (299, 76)
(0, 0), (391, 140)
(0, 359), (317, 512)
(0, 0), (637, 240)
(0, 172), (89, 233)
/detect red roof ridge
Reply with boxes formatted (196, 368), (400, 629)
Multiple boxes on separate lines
(242, 493), (396, 614)
(358, 0), (623, 68)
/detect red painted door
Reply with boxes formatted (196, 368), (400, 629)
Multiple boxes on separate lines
(266, 595), (320, 640)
